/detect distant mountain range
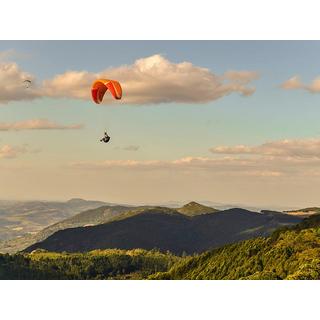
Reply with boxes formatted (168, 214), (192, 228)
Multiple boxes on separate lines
(25, 203), (302, 255)
(1, 202), (219, 253)
(0, 198), (108, 243)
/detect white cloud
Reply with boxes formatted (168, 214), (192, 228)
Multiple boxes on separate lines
(210, 138), (320, 159)
(0, 145), (27, 159)
(281, 76), (303, 90)
(0, 119), (84, 131)
(0, 53), (258, 105)
(281, 75), (320, 93)
(41, 54), (259, 104)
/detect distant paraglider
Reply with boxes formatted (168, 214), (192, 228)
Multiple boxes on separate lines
(91, 79), (122, 104)
(100, 131), (110, 143)
(23, 79), (32, 89)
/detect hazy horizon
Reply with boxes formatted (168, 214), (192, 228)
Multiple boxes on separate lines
(0, 195), (303, 211)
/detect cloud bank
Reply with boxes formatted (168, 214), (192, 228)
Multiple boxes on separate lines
(0, 53), (258, 105)
(42, 55), (258, 104)
(69, 138), (320, 178)
(210, 138), (320, 159)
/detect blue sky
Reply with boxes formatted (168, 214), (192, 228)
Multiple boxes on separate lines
(1, 41), (320, 207)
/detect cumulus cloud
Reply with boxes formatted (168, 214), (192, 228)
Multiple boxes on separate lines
(41, 54), (259, 104)
(210, 138), (320, 159)
(281, 75), (320, 93)
(0, 53), (258, 105)
(0, 119), (84, 131)
(0, 145), (27, 159)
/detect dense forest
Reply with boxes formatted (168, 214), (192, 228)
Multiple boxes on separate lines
(1, 214), (320, 280)
(0, 249), (179, 280)
(151, 215), (320, 280)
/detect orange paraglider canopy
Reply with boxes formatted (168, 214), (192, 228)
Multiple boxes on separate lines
(91, 79), (122, 104)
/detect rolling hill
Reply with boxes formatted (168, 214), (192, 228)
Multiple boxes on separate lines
(25, 207), (302, 255)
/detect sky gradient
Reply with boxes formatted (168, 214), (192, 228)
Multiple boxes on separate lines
(1, 41), (320, 209)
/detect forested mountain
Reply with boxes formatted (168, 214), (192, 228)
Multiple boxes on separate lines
(151, 214), (320, 280)
(25, 207), (302, 254)
(0, 202), (218, 253)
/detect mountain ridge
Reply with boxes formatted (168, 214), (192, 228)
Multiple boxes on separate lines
(25, 207), (302, 255)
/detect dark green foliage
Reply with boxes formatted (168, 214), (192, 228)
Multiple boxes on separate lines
(0, 249), (179, 280)
(151, 215), (320, 280)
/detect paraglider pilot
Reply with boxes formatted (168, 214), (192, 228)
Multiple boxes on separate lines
(100, 131), (110, 143)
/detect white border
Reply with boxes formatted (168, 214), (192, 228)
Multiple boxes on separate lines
(0, 0), (320, 40)
(0, 280), (319, 320)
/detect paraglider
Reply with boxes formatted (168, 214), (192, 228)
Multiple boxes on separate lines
(91, 79), (121, 145)
(91, 79), (122, 104)
(23, 79), (32, 88)
(100, 131), (110, 143)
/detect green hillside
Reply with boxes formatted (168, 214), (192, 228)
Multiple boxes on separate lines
(150, 215), (320, 280)
(0, 248), (179, 280)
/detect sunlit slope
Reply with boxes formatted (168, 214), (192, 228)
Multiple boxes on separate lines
(151, 215), (320, 280)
